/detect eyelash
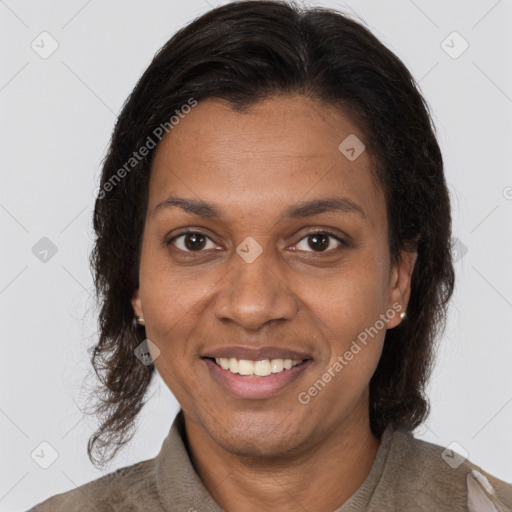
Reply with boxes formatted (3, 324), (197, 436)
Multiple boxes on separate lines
(165, 229), (347, 255)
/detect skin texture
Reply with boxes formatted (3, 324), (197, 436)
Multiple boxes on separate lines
(131, 95), (417, 511)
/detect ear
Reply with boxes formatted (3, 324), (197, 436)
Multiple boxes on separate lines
(386, 250), (417, 329)
(131, 288), (143, 318)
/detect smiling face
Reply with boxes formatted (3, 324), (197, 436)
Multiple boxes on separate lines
(131, 95), (415, 458)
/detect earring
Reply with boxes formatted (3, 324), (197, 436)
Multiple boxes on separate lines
(136, 316), (145, 326)
(400, 312), (406, 320)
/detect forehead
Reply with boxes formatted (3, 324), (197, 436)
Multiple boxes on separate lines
(147, 95), (385, 226)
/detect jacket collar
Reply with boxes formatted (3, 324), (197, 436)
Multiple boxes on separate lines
(155, 410), (224, 511)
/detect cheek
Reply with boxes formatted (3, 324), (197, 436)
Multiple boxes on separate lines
(311, 255), (390, 333)
(139, 250), (211, 336)
(303, 251), (390, 384)
(138, 276), (201, 380)
(310, 277), (388, 399)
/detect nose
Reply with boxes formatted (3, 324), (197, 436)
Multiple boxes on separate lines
(213, 246), (298, 331)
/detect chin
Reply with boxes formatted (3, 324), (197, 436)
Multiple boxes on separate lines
(216, 431), (302, 459)
(204, 411), (312, 458)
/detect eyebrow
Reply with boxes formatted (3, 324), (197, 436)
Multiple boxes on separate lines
(152, 194), (366, 220)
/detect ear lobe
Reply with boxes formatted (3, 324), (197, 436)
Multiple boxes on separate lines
(131, 289), (143, 318)
(387, 250), (418, 328)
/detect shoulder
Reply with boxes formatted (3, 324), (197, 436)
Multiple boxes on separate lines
(27, 458), (162, 512)
(374, 427), (512, 511)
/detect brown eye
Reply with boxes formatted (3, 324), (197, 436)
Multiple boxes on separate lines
(295, 231), (345, 253)
(184, 233), (207, 250)
(168, 232), (216, 252)
(308, 233), (329, 251)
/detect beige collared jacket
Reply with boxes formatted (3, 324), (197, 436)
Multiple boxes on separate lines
(28, 411), (512, 511)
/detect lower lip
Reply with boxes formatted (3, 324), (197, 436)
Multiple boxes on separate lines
(203, 358), (311, 399)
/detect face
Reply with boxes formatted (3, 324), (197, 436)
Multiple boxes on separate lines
(132, 95), (416, 458)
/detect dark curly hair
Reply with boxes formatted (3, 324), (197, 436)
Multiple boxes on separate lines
(86, 0), (455, 468)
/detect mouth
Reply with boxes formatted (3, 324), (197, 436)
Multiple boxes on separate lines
(201, 348), (313, 399)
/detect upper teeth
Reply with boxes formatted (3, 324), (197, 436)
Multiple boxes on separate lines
(214, 357), (302, 376)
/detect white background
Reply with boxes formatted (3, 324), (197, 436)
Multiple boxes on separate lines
(1, 0), (511, 510)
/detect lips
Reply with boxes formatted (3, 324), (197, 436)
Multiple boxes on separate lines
(201, 346), (313, 399)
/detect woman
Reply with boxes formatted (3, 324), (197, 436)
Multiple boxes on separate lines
(29, 1), (512, 511)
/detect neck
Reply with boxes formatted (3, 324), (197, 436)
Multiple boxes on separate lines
(183, 400), (381, 512)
